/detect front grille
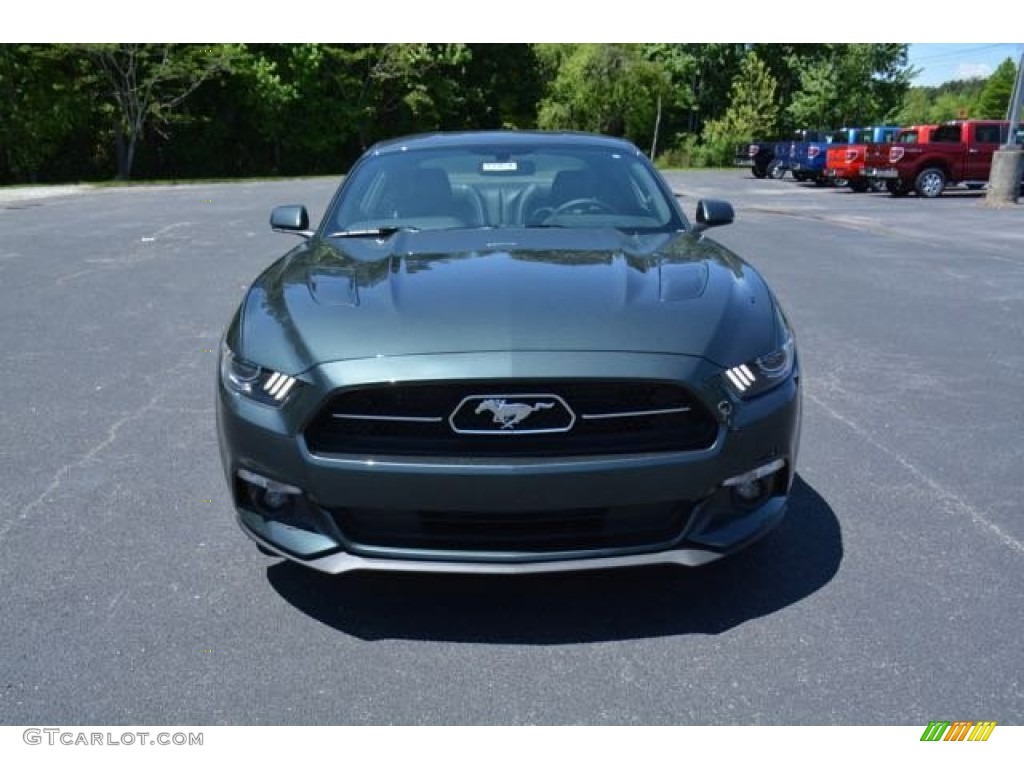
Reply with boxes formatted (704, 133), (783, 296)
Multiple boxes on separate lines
(326, 501), (694, 553)
(304, 380), (718, 457)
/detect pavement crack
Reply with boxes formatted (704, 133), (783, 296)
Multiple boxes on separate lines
(806, 390), (1024, 556)
(0, 354), (201, 545)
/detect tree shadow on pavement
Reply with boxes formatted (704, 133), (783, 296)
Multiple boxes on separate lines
(267, 474), (841, 644)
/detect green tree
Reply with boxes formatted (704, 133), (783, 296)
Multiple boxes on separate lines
(788, 45), (912, 128)
(459, 44), (542, 130)
(976, 57), (1018, 119)
(930, 90), (976, 122)
(700, 52), (780, 164)
(787, 58), (838, 128)
(894, 78), (986, 126)
(230, 44), (300, 172)
(536, 44), (669, 148)
(749, 44), (832, 133)
(71, 44), (234, 179)
(0, 46), (90, 182)
(161, 44), (540, 178)
(893, 87), (933, 125)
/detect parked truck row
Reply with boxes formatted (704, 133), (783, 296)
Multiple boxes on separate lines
(735, 120), (1023, 198)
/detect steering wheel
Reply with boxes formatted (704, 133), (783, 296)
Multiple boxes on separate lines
(551, 197), (617, 216)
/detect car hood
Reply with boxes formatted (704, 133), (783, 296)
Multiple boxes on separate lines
(234, 228), (777, 374)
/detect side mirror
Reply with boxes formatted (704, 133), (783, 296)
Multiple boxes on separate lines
(693, 199), (734, 231)
(270, 205), (312, 238)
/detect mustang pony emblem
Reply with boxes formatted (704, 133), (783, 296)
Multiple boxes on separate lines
(474, 398), (554, 429)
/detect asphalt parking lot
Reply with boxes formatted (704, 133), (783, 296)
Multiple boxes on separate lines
(0, 171), (1021, 725)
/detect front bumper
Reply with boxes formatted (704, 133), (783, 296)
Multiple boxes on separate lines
(825, 167), (858, 180)
(862, 167), (899, 179)
(216, 351), (801, 574)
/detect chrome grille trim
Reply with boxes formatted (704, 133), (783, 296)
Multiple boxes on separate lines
(579, 406), (691, 420)
(331, 413), (444, 423)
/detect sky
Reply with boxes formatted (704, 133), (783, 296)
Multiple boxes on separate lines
(908, 43), (1022, 87)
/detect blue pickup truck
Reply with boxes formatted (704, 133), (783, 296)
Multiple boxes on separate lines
(790, 126), (900, 185)
(755, 130), (830, 180)
(734, 137), (800, 179)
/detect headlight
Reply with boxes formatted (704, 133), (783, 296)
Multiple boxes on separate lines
(220, 343), (300, 406)
(722, 332), (795, 400)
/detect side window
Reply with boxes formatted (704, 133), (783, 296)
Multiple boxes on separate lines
(974, 125), (1000, 144)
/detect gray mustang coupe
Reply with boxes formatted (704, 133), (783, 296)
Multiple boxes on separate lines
(216, 131), (802, 575)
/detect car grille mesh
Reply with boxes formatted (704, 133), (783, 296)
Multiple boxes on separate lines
(304, 380), (718, 457)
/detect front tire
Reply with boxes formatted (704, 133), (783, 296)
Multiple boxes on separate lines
(915, 167), (946, 198)
(752, 165), (767, 179)
(848, 179), (869, 193)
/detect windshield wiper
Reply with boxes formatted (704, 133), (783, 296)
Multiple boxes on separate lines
(326, 226), (418, 239)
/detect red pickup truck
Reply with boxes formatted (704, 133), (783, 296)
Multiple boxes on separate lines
(824, 125), (901, 192)
(834, 124), (937, 192)
(862, 120), (1021, 197)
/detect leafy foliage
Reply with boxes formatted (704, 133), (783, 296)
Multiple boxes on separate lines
(976, 58), (1019, 119)
(0, 43), (1002, 182)
(0, 46), (91, 181)
(893, 77), (990, 124)
(68, 44), (235, 179)
(787, 44), (912, 128)
(536, 44), (669, 147)
(700, 52), (780, 165)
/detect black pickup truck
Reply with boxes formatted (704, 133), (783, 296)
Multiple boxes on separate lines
(734, 140), (779, 178)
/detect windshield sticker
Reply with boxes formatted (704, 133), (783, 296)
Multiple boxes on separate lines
(481, 161), (518, 172)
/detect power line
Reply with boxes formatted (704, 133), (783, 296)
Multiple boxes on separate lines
(911, 44), (1015, 64)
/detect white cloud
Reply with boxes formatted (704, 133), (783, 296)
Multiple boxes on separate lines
(955, 63), (994, 80)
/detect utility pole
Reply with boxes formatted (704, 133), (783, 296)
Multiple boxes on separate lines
(650, 94), (662, 161)
(985, 51), (1024, 206)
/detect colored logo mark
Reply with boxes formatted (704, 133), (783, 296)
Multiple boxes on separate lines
(920, 721), (996, 742)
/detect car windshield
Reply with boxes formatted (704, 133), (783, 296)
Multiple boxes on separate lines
(325, 143), (682, 235)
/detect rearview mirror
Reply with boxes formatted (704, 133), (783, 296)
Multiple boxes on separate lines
(270, 205), (312, 238)
(694, 199), (734, 230)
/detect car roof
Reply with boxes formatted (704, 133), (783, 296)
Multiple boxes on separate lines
(367, 130), (643, 156)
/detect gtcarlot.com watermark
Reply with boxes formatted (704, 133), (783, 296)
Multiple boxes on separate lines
(23, 728), (203, 747)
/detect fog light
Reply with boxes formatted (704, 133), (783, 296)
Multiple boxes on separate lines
(733, 478), (764, 502)
(237, 469), (303, 516)
(722, 458), (785, 508)
(235, 470), (336, 549)
(263, 490), (291, 510)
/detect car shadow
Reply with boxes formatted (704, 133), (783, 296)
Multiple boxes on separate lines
(885, 190), (989, 200)
(266, 474), (841, 644)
